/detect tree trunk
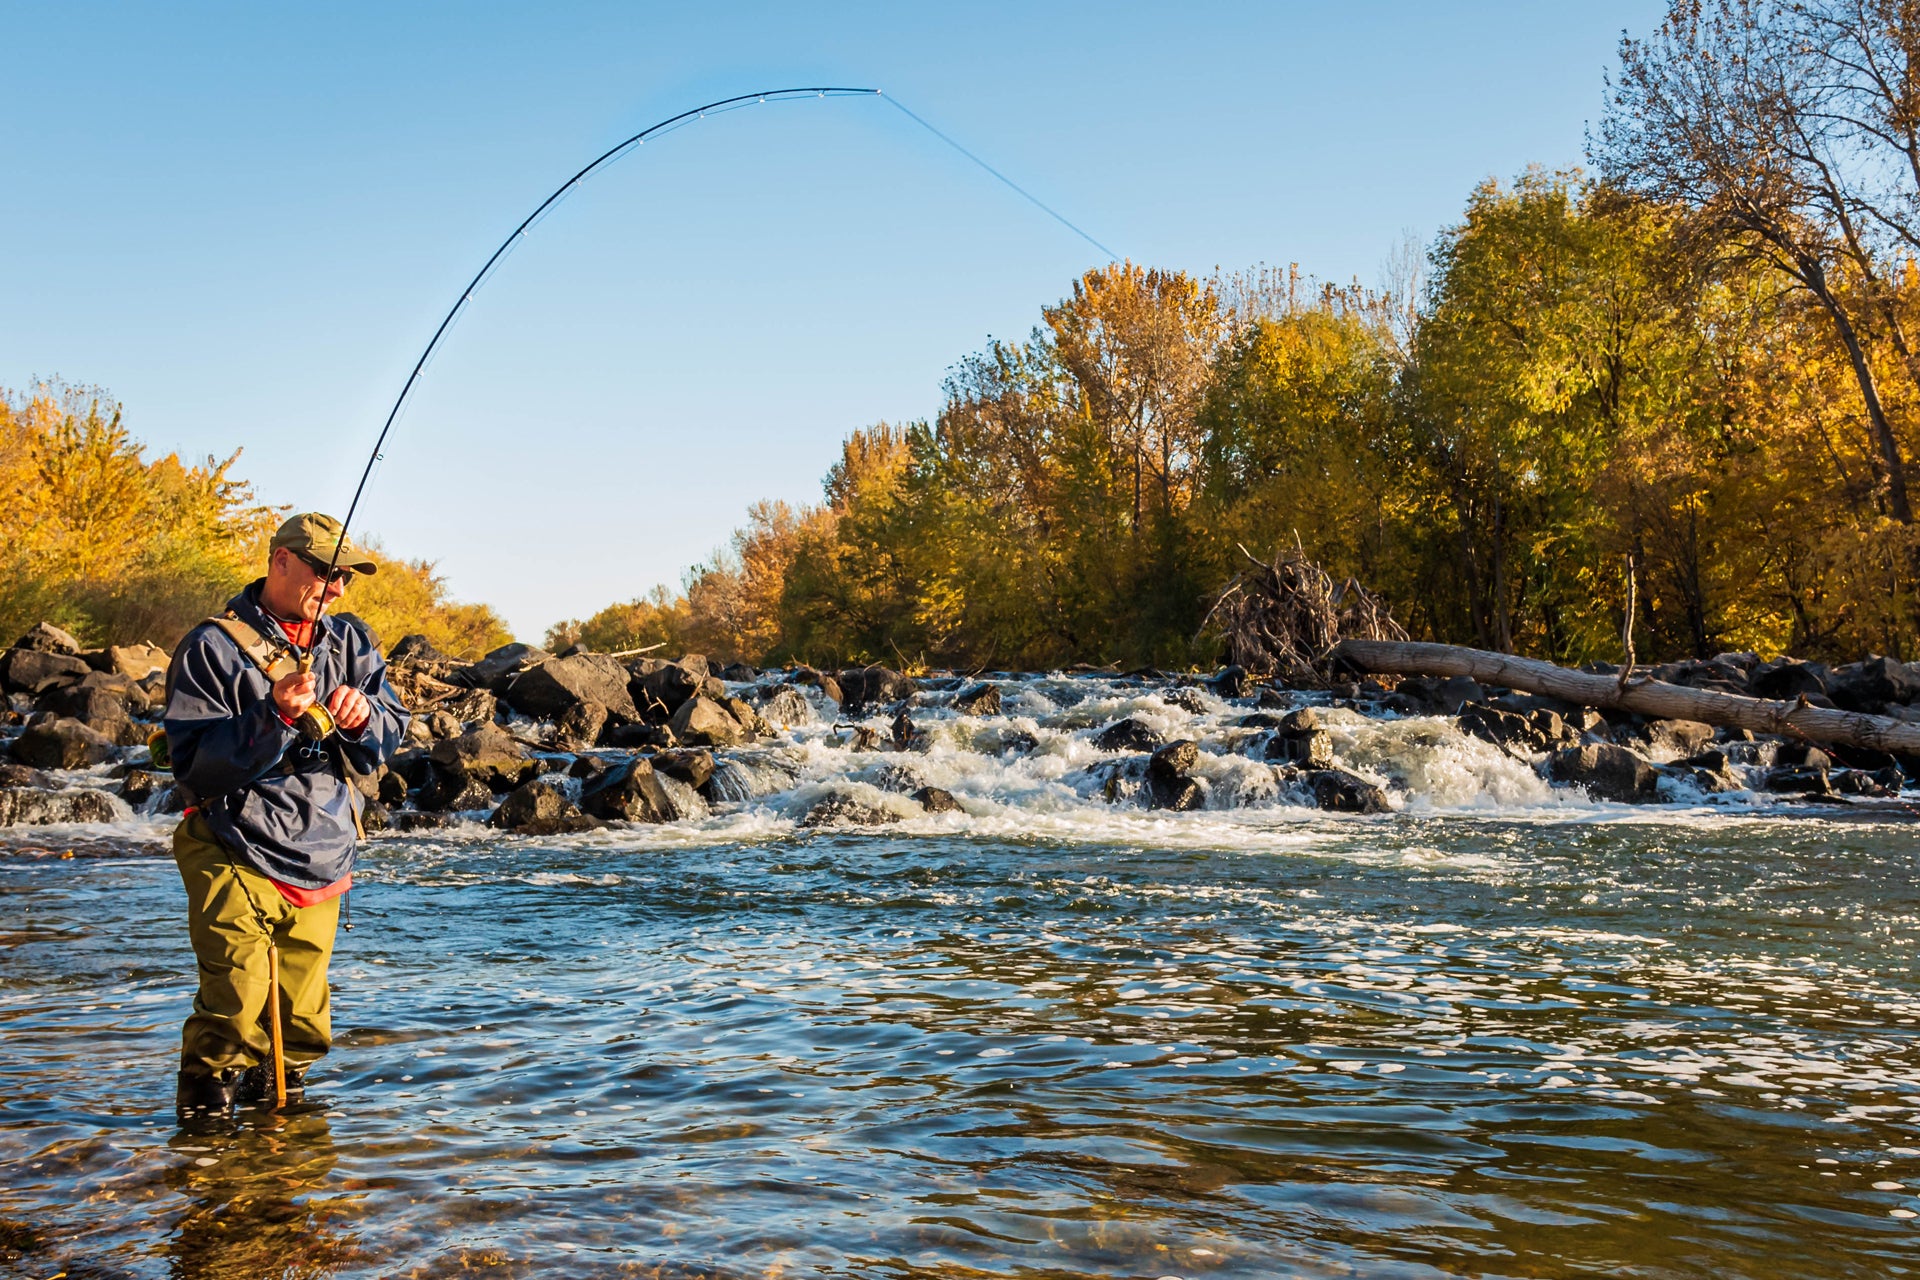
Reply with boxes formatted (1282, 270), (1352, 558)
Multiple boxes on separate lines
(1335, 638), (1920, 753)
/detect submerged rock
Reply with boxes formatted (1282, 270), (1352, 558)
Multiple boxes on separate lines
(1306, 768), (1390, 814)
(836, 667), (917, 716)
(489, 780), (597, 834)
(1094, 718), (1163, 752)
(913, 785), (960, 813)
(951, 683), (1002, 716)
(799, 790), (901, 828)
(653, 748), (716, 791)
(581, 758), (679, 824)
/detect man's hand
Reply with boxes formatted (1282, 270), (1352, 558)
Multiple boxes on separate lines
(326, 685), (371, 733)
(272, 671), (318, 723)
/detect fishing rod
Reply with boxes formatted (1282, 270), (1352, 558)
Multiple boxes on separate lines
(309, 84), (1117, 606)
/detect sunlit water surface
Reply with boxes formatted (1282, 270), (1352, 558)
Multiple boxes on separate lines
(3, 812), (1918, 1278)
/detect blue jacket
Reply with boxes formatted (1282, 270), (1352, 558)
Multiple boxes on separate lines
(163, 581), (408, 888)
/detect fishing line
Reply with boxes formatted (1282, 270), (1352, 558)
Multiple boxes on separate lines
(320, 85), (1117, 580)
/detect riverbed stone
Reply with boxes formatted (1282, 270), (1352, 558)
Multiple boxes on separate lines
(11, 717), (116, 770)
(1094, 718), (1163, 752)
(836, 667), (918, 716)
(489, 780), (596, 834)
(0, 786), (118, 826)
(0, 763), (54, 789)
(669, 695), (745, 748)
(799, 790), (901, 828)
(653, 748), (715, 790)
(1307, 768), (1390, 814)
(952, 683), (1002, 716)
(913, 785), (960, 813)
(1547, 743), (1661, 803)
(0, 648), (92, 696)
(505, 653), (638, 723)
(581, 757), (679, 824)
(427, 722), (541, 793)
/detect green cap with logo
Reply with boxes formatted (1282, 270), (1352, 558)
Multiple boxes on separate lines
(270, 512), (379, 576)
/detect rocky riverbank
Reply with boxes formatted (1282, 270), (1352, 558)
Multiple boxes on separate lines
(1, 622), (1916, 835)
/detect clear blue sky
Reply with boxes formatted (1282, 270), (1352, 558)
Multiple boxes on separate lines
(2, 1), (1665, 642)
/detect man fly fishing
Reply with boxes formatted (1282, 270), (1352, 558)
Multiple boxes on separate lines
(163, 513), (407, 1123)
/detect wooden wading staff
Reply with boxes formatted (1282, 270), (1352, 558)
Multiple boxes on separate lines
(267, 943), (288, 1109)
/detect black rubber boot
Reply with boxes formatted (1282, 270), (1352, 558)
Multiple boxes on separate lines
(236, 1061), (307, 1108)
(175, 1068), (241, 1125)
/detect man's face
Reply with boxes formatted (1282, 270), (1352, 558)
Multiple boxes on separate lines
(263, 547), (352, 620)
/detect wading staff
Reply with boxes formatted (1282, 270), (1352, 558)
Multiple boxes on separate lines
(266, 944), (288, 1109)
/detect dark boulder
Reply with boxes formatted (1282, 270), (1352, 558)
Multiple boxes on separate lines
(951, 683), (1003, 717)
(388, 634), (456, 667)
(913, 785), (960, 813)
(416, 767), (496, 812)
(1831, 768), (1896, 798)
(717, 662), (758, 683)
(1163, 687), (1210, 715)
(117, 769), (166, 806)
(754, 685), (814, 727)
(505, 653), (638, 723)
(870, 762), (926, 794)
(798, 790), (901, 828)
(1764, 765), (1832, 794)
(0, 648), (92, 696)
(391, 811), (455, 832)
(581, 758), (679, 823)
(669, 695), (747, 748)
(37, 683), (139, 726)
(11, 717), (116, 770)
(451, 643), (551, 693)
(12, 623), (82, 655)
(1149, 775), (1206, 811)
(377, 768), (408, 807)
(1094, 718), (1163, 752)
(653, 748), (715, 790)
(1749, 659), (1828, 701)
(1398, 674), (1485, 715)
(0, 763), (54, 789)
(628, 659), (705, 721)
(1776, 741), (1832, 770)
(1149, 739), (1199, 779)
(0, 786), (118, 826)
(427, 722), (541, 793)
(1210, 665), (1249, 698)
(604, 723), (675, 750)
(1547, 743), (1661, 803)
(836, 666), (917, 716)
(1264, 707), (1333, 769)
(1254, 686), (1291, 710)
(552, 699), (608, 749)
(1633, 718), (1715, 758)
(489, 780), (596, 834)
(1307, 768), (1390, 814)
(1827, 656), (1920, 713)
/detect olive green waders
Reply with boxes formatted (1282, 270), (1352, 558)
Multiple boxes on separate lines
(175, 812), (339, 1081)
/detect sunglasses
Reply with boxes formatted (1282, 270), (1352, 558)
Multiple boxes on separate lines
(293, 550), (356, 584)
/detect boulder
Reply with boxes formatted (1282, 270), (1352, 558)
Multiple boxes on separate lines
(1209, 665), (1249, 698)
(951, 683), (1003, 717)
(12, 622), (82, 655)
(388, 633), (457, 667)
(377, 768), (408, 807)
(391, 811), (455, 832)
(432, 686), (497, 728)
(913, 785), (960, 813)
(36, 684), (138, 726)
(0, 648), (92, 696)
(11, 717), (116, 770)
(1547, 743), (1661, 803)
(1831, 768), (1895, 797)
(870, 762), (926, 794)
(0, 763), (54, 789)
(723, 696), (771, 740)
(504, 653), (638, 723)
(1827, 655), (1919, 713)
(755, 685), (815, 727)
(652, 748), (715, 790)
(1749, 659), (1828, 701)
(717, 662), (758, 683)
(1265, 707), (1334, 769)
(552, 699), (608, 749)
(427, 722), (541, 792)
(628, 659), (706, 721)
(117, 769), (166, 806)
(1398, 674), (1485, 715)
(799, 790), (901, 828)
(1149, 739), (1199, 779)
(1255, 687), (1291, 710)
(0, 787), (118, 826)
(580, 758), (679, 824)
(92, 643), (169, 682)
(1764, 765), (1832, 794)
(1307, 768), (1390, 814)
(451, 643), (551, 693)
(1149, 775), (1206, 811)
(669, 695), (747, 748)
(1163, 687), (1210, 715)
(604, 723), (675, 750)
(1776, 741), (1832, 770)
(488, 780), (596, 834)
(1634, 718), (1715, 759)
(836, 667), (917, 716)
(1094, 718), (1163, 752)
(416, 768), (496, 812)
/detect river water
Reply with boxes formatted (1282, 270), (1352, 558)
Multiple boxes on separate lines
(3, 678), (1920, 1277)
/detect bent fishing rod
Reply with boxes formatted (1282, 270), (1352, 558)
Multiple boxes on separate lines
(309, 84), (1116, 609)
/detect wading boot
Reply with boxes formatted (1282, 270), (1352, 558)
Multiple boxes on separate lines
(174, 1068), (241, 1126)
(236, 1061), (307, 1109)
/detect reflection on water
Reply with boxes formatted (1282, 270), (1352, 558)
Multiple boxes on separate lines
(2, 815), (1918, 1278)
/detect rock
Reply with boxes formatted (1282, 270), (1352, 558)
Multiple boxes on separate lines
(1255, 687), (1291, 710)
(423, 710), (462, 741)
(553, 698), (608, 749)
(755, 685), (814, 727)
(391, 811), (455, 832)
(427, 722), (541, 792)
(1547, 743), (1661, 803)
(11, 717), (116, 770)
(0, 648), (92, 696)
(1831, 768), (1895, 797)
(1631, 718), (1715, 758)
(653, 748), (715, 790)
(504, 653), (639, 723)
(835, 667), (917, 716)
(604, 723), (676, 750)
(1458, 703), (1555, 755)
(913, 785), (960, 813)
(629, 659), (705, 721)
(1398, 674), (1485, 715)
(416, 768), (496, 812)
(1776, 742), (1832, 770)
(1149, 739), (1199, 779)
(12, 622), (82, 654)
(0, 787), (118, 826)
(951, 683), (1003, 716)
(581, 758), (680, 824)
(1235, 713), (1285, 729)
(717, 662), (758, 683)
(388, 633), (456, 666)
(92, 643), (169, 682)
(669, 695), (746, 748)
(1265, 726), (1333, 769)
(117, 769), (166, 806)
(799, 790), (901, 828)
(0, 763), (54, 789)
(1163, 687), (1210, 715)
(36, 683), (138, 726)
(724, 696), (771, 740)
(452, 643), (551, 693)
(1749, 658), (1828, 701)
(433, 686), (497, 728)
(488, 780), (596, 833)
(1210, 665), (1249, 698)
(1149, 775), (1206, 811)
(1307, 769), (1390, 814)
(983, 727), (1038, 755)
(870, 762), (926, 794)
(359, 800), (391, 833)
(1094, 718), (1163, 752)
(1827, 655), (1920, 712)
(377, 768), (408, 807)
(1764, 765), (1831, 794)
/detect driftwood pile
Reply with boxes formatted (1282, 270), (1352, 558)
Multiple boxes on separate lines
(1203, 543), (1406, 683)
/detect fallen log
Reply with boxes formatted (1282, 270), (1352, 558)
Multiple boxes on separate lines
(1335, 639), (1920, 755)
